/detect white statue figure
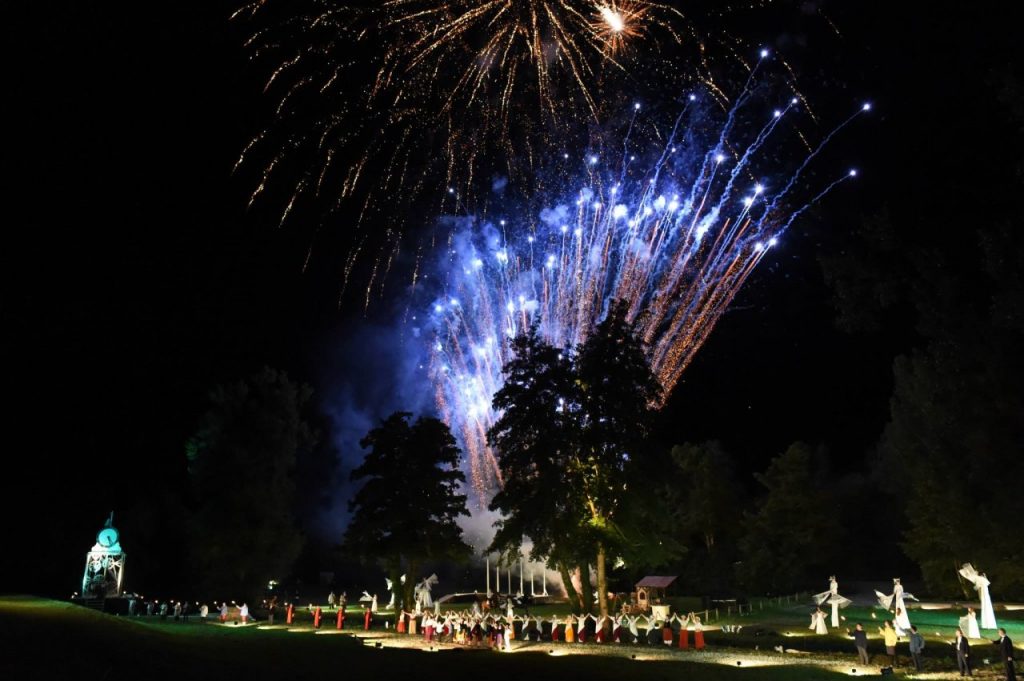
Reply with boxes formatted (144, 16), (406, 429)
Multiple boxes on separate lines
(813, 575), (851, 628)
(371, 594), (378, 613)
(958, 563), (997, 630)
(809, 608), (828, 635)
(415, 574), (439, 608)
(958, 607), (981, 639)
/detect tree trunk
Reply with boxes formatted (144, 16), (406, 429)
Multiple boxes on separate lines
(596, 541), (609, 620)
(580, 563), (594, 614)
(389, 565), (403, 625)
(557, 562), (583, 613)
(404, 560), (420, 615)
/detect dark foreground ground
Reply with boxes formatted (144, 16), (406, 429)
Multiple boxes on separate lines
(2, 596), (1019, 680)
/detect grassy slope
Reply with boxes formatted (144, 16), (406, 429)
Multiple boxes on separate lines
(0, 597), (850, 681)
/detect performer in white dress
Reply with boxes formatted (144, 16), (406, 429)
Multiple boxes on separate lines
(875, 578), (916, 634)
(958, 607), (981, 639)
(809, 608), (828, 635)
(958, 563), (997, 630)
(892, 578), (915, 632)
(814, 575), (852, 628)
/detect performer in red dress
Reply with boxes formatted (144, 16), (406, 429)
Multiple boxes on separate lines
(313, 606), (322, 629)
(286, 602), (294, 625)
(679, 613), (690, 649)
(397, 611), (407, 633)
(336, 607), (345, 629)
(363, 606), (372, 630)
(693, 615), (705, 650)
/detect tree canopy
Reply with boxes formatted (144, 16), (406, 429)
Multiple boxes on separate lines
(185, 367), (311, 599)
(344, 411), (471, 611)
(488, 302), (663, 616)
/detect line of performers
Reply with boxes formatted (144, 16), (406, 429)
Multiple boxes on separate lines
(389, 610), (708, 650)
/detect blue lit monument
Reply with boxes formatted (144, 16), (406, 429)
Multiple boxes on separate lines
(81, 512), (126, 598)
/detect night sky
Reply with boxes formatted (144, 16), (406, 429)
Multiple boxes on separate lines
(4, 1), (1019, 595)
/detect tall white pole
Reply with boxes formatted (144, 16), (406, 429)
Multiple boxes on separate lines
(496, 563), (500, 594)
(519, 558), (524, 596)
(530, 567), (535, 597)
(486, 557), (490, 597)
(542, 570), (548, 597)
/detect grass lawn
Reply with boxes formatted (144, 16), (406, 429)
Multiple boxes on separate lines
(2, 596), (1019, 681)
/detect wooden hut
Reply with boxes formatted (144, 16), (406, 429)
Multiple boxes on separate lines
(632, 576), (677, 613)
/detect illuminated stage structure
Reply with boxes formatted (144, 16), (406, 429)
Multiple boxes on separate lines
(81, 513), (126, 598)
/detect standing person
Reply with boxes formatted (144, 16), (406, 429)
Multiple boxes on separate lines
(239, 603), (249, 624)
(286, 602), (294, 625)
(313, 605), (322, 629)
(810, 608), (828, 635)
(173, 601), (182, 621)
(693, 615), (705, 651)
(336, 605), (345, 630)
(678, 613), (691, 650)
(328, 591), (336, 609)
(852, 623), (870, 665)
(219, 602), (228, 623)
(363, 605), (372, 631)
(966, 607), (981, 639)
(267, 597), (276, 625)
(908, 625), (925, 671)
(199, 603), (209, 621)
(339, 592), (347, 616)
(879, 620), (899, 667)
(996, 628), (1016, 681)
(955, 628), (972, 677)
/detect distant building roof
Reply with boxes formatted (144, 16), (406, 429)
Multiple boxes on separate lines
(636, 576), (677, 589)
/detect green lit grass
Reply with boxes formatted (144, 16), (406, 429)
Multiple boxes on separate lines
(0, 596), (850, 681)
(3, 596), (1019, 680)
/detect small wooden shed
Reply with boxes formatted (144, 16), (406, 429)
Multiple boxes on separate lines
(633, 576), (677, 612)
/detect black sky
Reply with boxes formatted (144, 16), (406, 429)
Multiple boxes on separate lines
(3, 1), (1020, 594)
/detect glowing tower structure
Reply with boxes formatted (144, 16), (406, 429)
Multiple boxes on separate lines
(81, 512), (126, 598)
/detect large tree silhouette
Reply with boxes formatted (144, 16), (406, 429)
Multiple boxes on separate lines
(488, 302), (661, 617)
(344, 412), (471, 613)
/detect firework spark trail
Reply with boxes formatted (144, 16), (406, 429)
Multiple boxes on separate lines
(423, 90), (868, 502)
(236, 0), (773, 306)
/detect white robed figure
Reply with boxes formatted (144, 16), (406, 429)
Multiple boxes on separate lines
(809, 608), (828, 635)
(813, 575), (852, 628)
(415, 574), (439, 609)
(958, 607), (981, 639)
(958, 563), (997, 630)
(385, 574), (406, 610)
(875, 578), (916, 634)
